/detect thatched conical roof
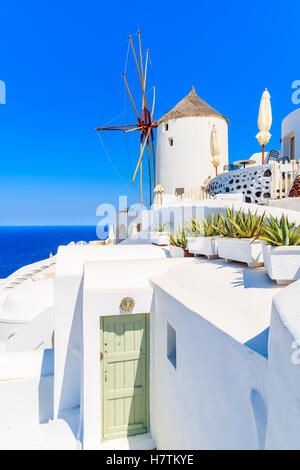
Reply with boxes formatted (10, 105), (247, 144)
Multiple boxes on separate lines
(156, 86), (228, 125)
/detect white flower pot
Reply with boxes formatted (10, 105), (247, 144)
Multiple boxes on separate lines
(170, 245), (185, 258)
(187, 236), (218, 259)
(150, 231), (169, 246)
(262, 243), (300, 285)
(217, 237), (264, 268)
(169, 245), (193, 258)
(186, 237), (198, 252)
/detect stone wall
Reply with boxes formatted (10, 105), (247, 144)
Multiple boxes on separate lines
(207, 165), (273, 204)
(289, 175), (300, 197)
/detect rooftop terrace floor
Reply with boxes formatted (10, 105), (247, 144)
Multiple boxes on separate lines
(151, 257), (282, 358)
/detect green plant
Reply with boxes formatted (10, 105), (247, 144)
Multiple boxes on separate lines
(185, 213), (222, 237)
(184, 216), (202, 236)
(229, 208), (265, 238)
(214, 207), (265, 239)
(260, 215), (300, 246)
(169, 226), (188, 248)
(199, 213), (223, 237)
(153, 223), (168, 233)
(213, 207), (240, 238)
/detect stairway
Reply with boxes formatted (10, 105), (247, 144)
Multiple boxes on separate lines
(289, 175), (300, 197)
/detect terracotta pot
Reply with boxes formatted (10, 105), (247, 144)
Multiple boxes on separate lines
(184, 248), (194, 257)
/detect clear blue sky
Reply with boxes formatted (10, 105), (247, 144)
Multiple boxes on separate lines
(0, 0), (299, 225)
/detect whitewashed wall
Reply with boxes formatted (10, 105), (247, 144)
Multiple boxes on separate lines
(151, 284), (268, 450)
(282, 108), (300, 161)
(0, 349), (54, 430)
(156, 116), (228, 195)
(50, 203), (300, 449)
(54, 245), (168, 446)
(81, 259), (182, 449)
(207, 165), (273, 204)
(135, 200), (300, 238)
(266, 280), (300, 449)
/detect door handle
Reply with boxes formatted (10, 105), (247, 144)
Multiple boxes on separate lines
(105, 370), (108, 382)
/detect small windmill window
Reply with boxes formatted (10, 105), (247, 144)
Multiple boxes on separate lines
(164, 123), (169, 132)
(168, 137), (174, 147)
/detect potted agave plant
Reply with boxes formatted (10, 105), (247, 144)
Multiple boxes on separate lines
(185, 216), (202, 253)
(169, 226), (193, 258)
(185, 213), (220, 258)
(260, 215), (300, 285)
(150, 223), (169, 246)
(216, 207), (265, 268)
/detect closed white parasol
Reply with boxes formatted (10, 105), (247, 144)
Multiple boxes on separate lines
(256, 88), (272, 164)
(107, 225), (115, 245)
(210, 125), (221, 176)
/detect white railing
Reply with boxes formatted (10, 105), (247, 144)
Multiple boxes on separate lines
(177, 186), (215, 202)
(272, 160), (300, 199)
(154, 160), (300, 209)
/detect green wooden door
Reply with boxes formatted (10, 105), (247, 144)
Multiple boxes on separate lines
(101, 314), (150, 441)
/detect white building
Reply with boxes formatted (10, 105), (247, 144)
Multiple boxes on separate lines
(282, 107), (300, 161)
(2, 100), (300, 449)
(1, 201), (300, 449)
(155, 87), (229, 196)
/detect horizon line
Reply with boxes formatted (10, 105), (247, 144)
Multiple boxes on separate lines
(0, 225), (105, 228)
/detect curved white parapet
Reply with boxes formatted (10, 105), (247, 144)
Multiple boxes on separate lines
(207, 165), (273, 204)
(3, 279), (53, 322)
(266, 280), (300, 449)
(0, 256), (56, 343)
(148, 200), (300, 237)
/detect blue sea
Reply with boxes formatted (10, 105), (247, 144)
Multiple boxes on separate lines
(0, 226), (107, 278)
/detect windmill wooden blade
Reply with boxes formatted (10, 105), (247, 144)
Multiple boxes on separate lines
(151, 86), (155, 118)
(142, 50), (149, 108)
(149, 140), (156, 185)
(123, 127), (142, 133)
(132, 127), (151, 183)
(95, 123), (140, 131)
(147, 141), (152, 206)
(129, 34), (148, 111)
(138, 30), (144, 87)
(123, 72), (141, 123)
(96, 31), (157, 206)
